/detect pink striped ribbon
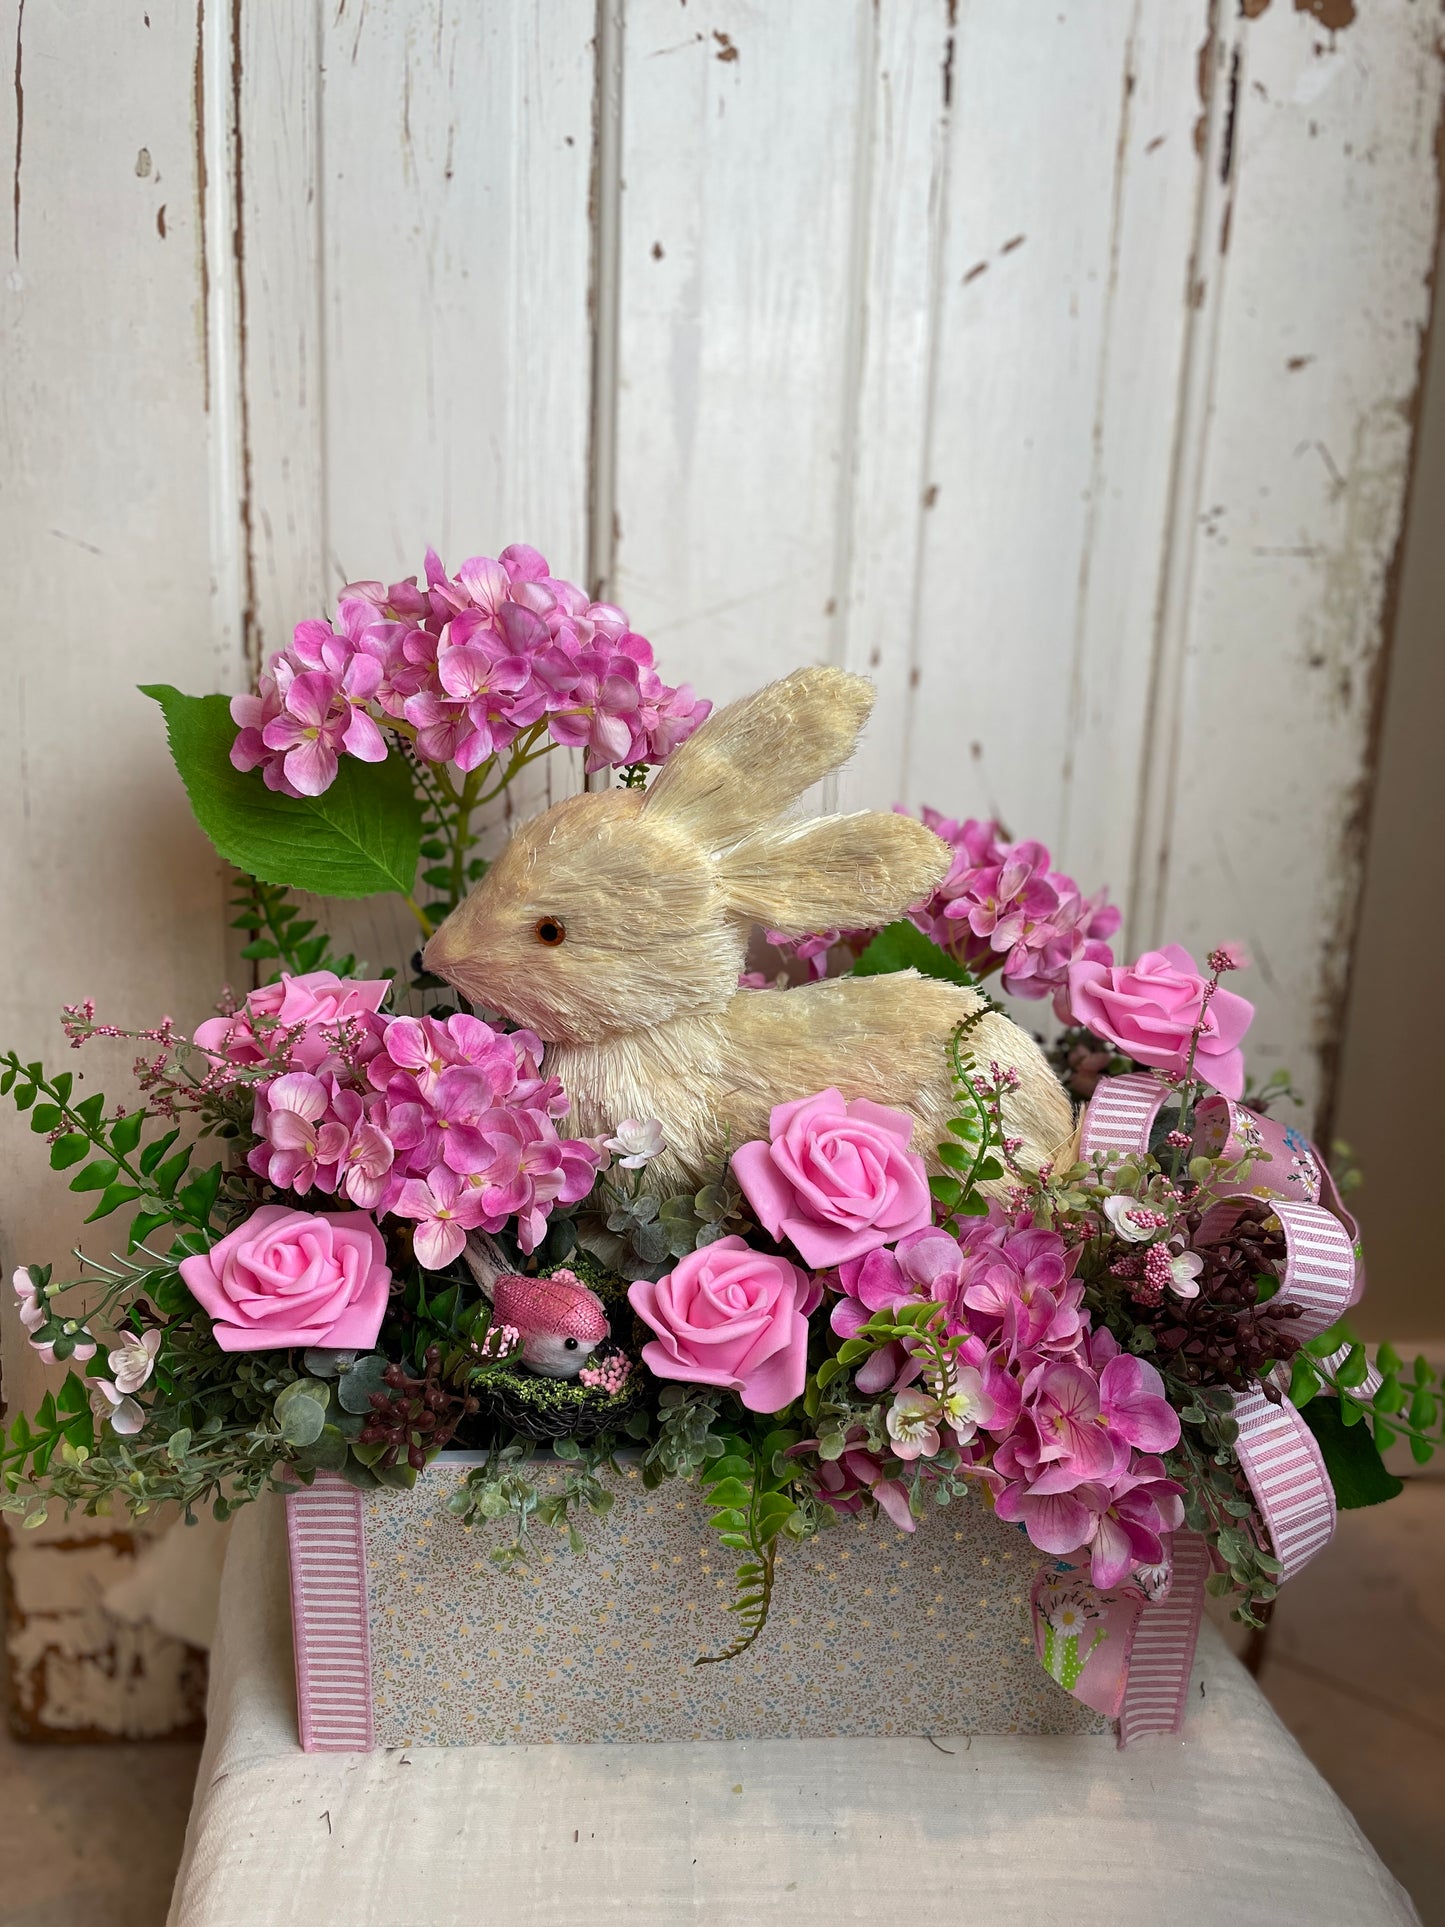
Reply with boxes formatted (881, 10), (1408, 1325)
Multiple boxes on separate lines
(1075, 1074), (1362, 1741)
(1193, 1194), (1356, 1344)
(1116, 1531), (1209, 1745)
(1230, 1388), (1336, 1580)
(285, 1472), (374, 1752)
(1078, 1072), (1167, 1158)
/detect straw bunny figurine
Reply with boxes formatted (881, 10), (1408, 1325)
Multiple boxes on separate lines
(423, 667), (1073, 1191)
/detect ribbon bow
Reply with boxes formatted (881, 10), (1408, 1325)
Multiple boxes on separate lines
(1031, 1074), (1364, 1744)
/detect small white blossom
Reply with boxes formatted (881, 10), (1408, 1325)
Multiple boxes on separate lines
(1168, 1248), (1203, 1301)
(1103, 1195), (1158, 1244)
(937, 1365), (995, 1446)
(88, 1378), (145, 1436)
(603, 1118), (666, 1169)
(107, 1328), (162, 1395)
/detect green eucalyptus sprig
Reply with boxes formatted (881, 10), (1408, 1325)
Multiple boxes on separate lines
(448, 1434), (624, 1564)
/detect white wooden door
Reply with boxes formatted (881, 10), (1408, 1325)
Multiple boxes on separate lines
(2, 0), (1439, 1734)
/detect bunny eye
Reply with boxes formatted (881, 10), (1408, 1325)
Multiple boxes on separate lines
(534, 917), (567, 947)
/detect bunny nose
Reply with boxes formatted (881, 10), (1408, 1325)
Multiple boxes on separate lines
(421, 921), (460, 979)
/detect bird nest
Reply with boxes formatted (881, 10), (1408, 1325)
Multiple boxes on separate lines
(471, 1248), (649, 1443)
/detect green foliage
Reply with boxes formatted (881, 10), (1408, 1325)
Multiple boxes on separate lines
(1298, 1395), (1404, 1509)
(2, 1373), (94, 1489)
(141, 685), (423, 899)
(2, 1317), (301, 1525)
(926, 1016), (1006, 1223)
(1, 1048), (223, 1254)
(640, 1387), (729, 1485)
(597, 1167), (751, 1280)
(1289, 1321), (1441, 1469)
(448, 1438), (621, 1563)
(229, 876), (363, 982)
(694, 1427), (806, 1665)
(852, 919), (978, 988)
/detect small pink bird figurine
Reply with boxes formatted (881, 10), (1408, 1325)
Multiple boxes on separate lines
(492, 1269), (610, 1380)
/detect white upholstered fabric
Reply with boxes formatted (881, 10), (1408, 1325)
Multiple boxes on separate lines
(167, 1496), (1418, 1927)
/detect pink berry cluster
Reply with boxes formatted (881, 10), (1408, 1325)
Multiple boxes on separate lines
(230, 543), (712, 798)
(196, 975), (601, 1266)
(578, 1353), (633, 1394)
(826, 1218), (1183, 1589)
(900, 808), (1120, 1016)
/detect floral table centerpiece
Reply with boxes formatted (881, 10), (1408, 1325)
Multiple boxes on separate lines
(5, 541), (1437, 1750)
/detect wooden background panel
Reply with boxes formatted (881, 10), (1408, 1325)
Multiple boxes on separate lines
(829, 0), (952, 816)
(317, 0), (596, 588)
(1139, 0), (1445, 1118)
(0, 0), (237, 1734)
(904, 1), (1208, 887)
(611, 0), (870, 709)
(4, 0), (1442, 1741)
(240, 0), (599, 974)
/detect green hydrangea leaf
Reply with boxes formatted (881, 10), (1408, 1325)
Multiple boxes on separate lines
(1298, 1394), (1404, 1509)
(141, 685), (422, 899)
(852, 919), (977, 988)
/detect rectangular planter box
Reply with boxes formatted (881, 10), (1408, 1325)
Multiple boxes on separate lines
(286, 1454), (1112, 1750)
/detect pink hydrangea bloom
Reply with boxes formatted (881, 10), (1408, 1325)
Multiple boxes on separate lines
(788, 1427), (916, 1533)
(202, 980), (599, 1270)
(812, 1202), (1185, 1587)
(228, 545), (711, 794)
(393, 1166), (490, 1270)
(194, 971), (391, 1077)
(900, 809), (1120, 1016)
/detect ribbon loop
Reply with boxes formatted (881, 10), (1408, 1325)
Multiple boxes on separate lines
(1078, 1072), (1168, 1159)
(1194, 1194), (1356, 1344)
(1230, 1387), (1336, 1581)
(1058, 1074), (1362, 1740)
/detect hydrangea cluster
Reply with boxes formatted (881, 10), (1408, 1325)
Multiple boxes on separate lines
(230, 543), (711, 797)
(826, 1216), (1184, 1590)
(900, 808), (1120, 1016)
(199, 974), (601, 1264)
(761, 810), (1119, 1016)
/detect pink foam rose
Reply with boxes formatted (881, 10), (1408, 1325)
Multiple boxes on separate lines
(732, 1088), (931, 1267)
(194, 971), (391, 1075)
(628, 1236), (820, 1414)
(178, 1204), (391, 1352)
(1065, 943), (1254, 1099)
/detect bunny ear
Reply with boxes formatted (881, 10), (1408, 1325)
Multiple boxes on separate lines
(715, 810), (950, 935)
(643, 666), (874, 851)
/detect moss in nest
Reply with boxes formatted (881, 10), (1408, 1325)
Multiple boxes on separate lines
(475, 1353), (645, 1442)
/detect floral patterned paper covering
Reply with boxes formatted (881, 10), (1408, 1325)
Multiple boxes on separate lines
(363, 1457), (1109, 1747)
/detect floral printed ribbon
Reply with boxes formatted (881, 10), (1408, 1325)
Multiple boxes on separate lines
(1043, 1074), (1362, 1741)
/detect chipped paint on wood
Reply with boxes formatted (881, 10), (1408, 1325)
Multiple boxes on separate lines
(1295, 0), (1355, 34)
(4, 1531), (206, 1740)
(1136, 0), (1443, 1127)
(1, 0), (243, 1739)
